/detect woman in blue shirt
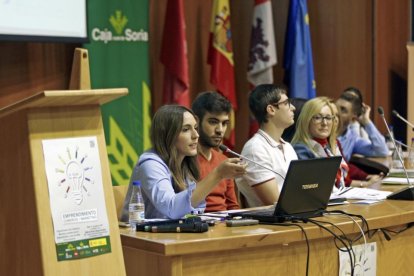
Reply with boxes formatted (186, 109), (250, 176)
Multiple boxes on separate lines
(122, 105), (246, 219)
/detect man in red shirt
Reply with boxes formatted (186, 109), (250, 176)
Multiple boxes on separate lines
(192, 91), (240, 212)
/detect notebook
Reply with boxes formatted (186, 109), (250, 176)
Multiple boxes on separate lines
(232, 156), (342, 223)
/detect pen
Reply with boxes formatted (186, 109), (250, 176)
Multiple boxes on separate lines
(338, 187), (353, 195)
(197, 215), (226, 222)
(226, 219), (259, 227)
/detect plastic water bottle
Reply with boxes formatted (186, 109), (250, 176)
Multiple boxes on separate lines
(407, 138), (414, 169)
(129, 181), (145, 230)
(391, 143), (403, 169)
(386, 125), (395, 152)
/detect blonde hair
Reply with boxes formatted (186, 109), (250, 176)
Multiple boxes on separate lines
(291, 97), (339, 154)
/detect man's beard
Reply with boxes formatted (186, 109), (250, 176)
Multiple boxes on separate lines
(199, 129), (222, 148)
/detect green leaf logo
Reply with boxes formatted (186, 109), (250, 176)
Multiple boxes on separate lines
(106, 117), (138, 186)
(142, 81), (152, 151)
(109, 10), (128, 35)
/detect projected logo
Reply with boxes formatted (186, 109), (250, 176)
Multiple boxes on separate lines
(55, 144), (95, 205)
(91, 10), (148, 44)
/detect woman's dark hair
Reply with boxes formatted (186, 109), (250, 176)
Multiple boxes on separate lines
(151, 105), (199, 192)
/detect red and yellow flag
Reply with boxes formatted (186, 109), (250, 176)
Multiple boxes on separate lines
(208, 0), (237, 148)
(160, 0), (190, 107)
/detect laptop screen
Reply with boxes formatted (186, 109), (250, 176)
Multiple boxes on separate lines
(274, 156), (342, 218)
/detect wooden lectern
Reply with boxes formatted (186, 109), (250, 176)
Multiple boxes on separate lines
(0, 49), (127, 275)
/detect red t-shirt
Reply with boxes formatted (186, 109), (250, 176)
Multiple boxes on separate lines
(197, 149), (240, 212)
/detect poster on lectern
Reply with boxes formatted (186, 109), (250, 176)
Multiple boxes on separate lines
(42, 136), (111, 261)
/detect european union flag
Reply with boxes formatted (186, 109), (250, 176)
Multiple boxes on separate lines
(283, 0), (316, 99)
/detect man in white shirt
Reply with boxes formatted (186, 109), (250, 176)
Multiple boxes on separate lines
(236, 84), (298, 207)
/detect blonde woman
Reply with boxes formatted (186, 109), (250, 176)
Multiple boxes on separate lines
(291, 97), (349, 188)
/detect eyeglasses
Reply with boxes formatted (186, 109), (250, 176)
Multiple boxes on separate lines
(271, 98), (291, 109)
(312, 114), (335, 124)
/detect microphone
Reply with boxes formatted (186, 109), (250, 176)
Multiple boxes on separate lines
(392, 110), (414, 130)
(378, 106), (414, 200)
(218, 144), (285, 179)
(394, 140), (411, 150)
(144, 222), (209, 233)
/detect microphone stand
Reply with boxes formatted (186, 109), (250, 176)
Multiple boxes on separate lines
(395, 140), (413, 150)
(379, 107), (414, 200)
(392, 110), (414, 131)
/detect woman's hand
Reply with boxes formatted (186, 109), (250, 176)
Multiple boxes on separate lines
(192, 158), (247, 206)
(351, 174), (383, 188)
(215, 158), (247, 179)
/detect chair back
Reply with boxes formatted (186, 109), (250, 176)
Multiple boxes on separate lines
(113, 185), (129, 220)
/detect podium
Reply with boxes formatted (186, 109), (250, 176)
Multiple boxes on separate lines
(0, 88), (128, 275)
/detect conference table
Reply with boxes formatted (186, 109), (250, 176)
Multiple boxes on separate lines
(120, 182), (414, 275)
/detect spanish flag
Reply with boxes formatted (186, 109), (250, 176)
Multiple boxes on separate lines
(208, 0), (237, 148)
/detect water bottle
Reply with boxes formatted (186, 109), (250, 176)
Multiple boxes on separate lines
(391, 143), (403, 170)
(129, 181), (145, 230)
(386, 125), (395, 152)
(407, 138), (414, 169)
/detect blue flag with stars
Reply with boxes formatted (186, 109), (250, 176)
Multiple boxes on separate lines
(283, 0), (316, 99)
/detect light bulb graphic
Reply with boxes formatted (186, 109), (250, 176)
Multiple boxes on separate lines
(53, 144), (94, 205)
(66, 159), (85, 205)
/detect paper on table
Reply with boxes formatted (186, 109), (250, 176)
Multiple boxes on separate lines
(381, 177), (414, 185)
(333, 187), (391, 200)
(353, 199), (382, 205)
(387, 168), (414, 178)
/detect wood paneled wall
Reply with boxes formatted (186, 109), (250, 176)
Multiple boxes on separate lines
(0, 0), (410, 151)
(374, 0), (410, 141)
(0, 42), (76, 107)
(309, 1), (373, 104)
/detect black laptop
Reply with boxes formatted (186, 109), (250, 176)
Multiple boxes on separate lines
(233, 156), (342, 223)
